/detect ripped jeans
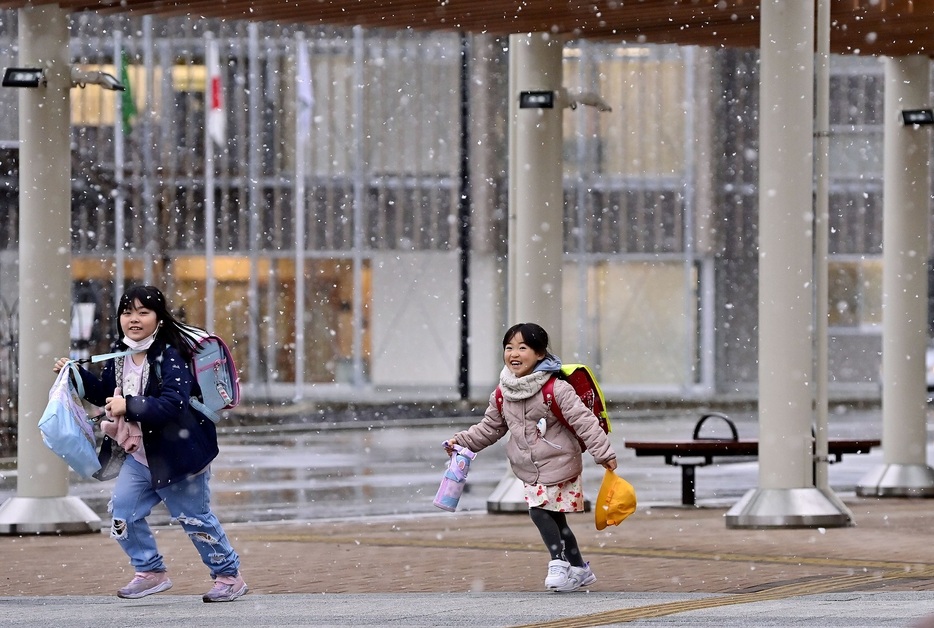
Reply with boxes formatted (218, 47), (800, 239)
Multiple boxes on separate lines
(110, 456), (240, 578)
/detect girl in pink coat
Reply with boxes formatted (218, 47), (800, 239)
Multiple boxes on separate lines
(447, 323), (617, 592)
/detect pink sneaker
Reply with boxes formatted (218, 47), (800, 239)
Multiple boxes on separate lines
(202, 573), (248, 603)
(117, 571), (173, 599)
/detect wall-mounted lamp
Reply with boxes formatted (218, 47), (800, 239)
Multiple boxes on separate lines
(519, 90), (555, 109)
(901, 109), (934, 126)
(2, 67), (46, 88)
(71, 68), (125, 91)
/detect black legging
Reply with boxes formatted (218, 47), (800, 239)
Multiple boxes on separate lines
(529, 507), (585, 567)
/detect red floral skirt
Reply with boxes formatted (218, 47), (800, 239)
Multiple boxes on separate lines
(523, 476), (585, 512)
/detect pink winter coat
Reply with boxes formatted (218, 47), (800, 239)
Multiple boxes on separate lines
(453, 378), (616, 486)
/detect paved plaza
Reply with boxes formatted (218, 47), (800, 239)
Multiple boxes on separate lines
(1, 407), (933, 626)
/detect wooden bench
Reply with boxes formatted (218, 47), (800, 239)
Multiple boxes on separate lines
(624, 412), (881, 506)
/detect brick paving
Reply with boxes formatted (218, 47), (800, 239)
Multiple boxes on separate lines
(2, 496), (932, 599)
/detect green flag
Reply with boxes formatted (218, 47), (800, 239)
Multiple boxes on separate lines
(120, 52), (137, 130)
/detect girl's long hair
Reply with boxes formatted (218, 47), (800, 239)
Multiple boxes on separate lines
(116, 285), (206, 362)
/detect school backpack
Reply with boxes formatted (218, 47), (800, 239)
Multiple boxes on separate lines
(187, 334), (240, 423)
(495, 363), (611, 449)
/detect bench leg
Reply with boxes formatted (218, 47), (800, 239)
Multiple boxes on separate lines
(681, 465), (697, 506)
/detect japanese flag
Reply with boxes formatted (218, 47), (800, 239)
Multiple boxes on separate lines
(206, 38), (225, 149)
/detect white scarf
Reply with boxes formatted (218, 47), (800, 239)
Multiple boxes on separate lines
(498, 366), (553, 401)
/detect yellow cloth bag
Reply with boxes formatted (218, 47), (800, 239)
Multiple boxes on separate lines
(595, 469), (637, 530)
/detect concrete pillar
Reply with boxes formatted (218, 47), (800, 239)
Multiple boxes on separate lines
(0, 5), (101, 534)
(857, 56), (934, 497)
(506, 32), (564, 349)
(726, 0), (850, 528)
(488, 33), (565, 513)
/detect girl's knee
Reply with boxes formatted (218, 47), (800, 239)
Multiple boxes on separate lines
(110, 517), (129, 540)
(109, 511), (150, 539)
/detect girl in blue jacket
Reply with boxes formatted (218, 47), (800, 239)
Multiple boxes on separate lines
(54, 285), (247, 603)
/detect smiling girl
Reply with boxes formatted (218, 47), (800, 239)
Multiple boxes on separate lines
(446, 322), (617, 592)
(54, 285), (247, 603)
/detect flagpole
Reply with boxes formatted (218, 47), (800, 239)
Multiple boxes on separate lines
(114, 31), (126, 309)
(204, 32), (220, 332)
(351, 26), (365, 388)
(294, 33), (309, 399)
(246, 24), (261, 388)
(204, 125), (215, 331)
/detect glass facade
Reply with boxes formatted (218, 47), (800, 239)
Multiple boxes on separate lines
(0, 8), (924, 442)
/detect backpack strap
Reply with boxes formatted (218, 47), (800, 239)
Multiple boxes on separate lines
(541, 375), (565, 425)
(114, 355), (125, 391)
(190, 397), (221, 424)
(542, 374), (586, 450)
(494, 385), (504, 419)
(541, 375), (558, 418)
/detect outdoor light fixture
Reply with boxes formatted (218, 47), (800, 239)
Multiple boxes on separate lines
(71, 68), (125, 91)
(2, 67), (46, 88)
(900, 109), (934, 126)
(519, 90), (555, 109)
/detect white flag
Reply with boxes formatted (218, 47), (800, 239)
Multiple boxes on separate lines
(206, 38), (226, 148)
(296, 40), (314, 148)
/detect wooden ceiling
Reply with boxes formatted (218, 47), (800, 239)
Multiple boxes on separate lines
(1, 0), (932, 58)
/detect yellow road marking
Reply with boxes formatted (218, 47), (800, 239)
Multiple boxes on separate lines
(512, 574), (884, 627)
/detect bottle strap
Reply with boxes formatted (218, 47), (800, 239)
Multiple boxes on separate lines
(75, 348), (144, 365)
(90, 349), (144, 363)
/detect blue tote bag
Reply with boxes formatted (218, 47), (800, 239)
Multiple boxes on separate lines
(37, 361), (101, 478)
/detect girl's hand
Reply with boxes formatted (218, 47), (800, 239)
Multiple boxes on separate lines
(105, 387), (126, 418)
(602, 458), (618, 472)
(443, 438), (460, 455)
(52, 357), (70, 373)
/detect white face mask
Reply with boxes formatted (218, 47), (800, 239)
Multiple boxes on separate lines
(122, 330), (158, 352)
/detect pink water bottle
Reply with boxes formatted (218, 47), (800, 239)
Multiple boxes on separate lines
(433, 442), (477, 512)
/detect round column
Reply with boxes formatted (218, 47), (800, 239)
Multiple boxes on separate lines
(507, 32), (564, 349)
(0, 5), (101, 534)
(726, 0), (850, 529)
(857, 55), (934, 497)
(489, 33), (565, 513)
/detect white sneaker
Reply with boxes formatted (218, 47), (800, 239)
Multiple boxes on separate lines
(555, 564), (590, 592)
(544, 559), (571, 590)
(579, 562), (597, 587)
